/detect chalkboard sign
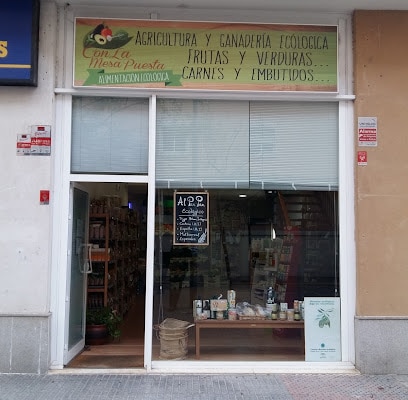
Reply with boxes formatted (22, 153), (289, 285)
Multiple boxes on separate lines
(174, 192), (209, 246)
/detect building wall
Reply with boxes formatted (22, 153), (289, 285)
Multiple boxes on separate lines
(0, 1), (362, 374)
(354, 10), (408, 374)
(0, 1), (56, 373)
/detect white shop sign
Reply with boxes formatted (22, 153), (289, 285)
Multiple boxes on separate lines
(304, 297), (341, 362)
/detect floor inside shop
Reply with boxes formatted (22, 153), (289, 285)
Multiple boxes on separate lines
(67, 294), (304, 369)
(67, 294), (146, 369)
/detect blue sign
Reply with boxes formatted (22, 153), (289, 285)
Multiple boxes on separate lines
(0, 0), (39, 86)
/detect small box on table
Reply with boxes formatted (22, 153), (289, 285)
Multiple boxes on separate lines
(210, 299), (228, 311)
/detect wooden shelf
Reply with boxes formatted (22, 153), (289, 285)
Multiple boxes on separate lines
(87, 209), (144, 317)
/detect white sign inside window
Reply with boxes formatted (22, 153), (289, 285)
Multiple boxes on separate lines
(304, 297), (341, 362)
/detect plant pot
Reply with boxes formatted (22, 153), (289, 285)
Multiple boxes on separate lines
(85, 324), (108, 345)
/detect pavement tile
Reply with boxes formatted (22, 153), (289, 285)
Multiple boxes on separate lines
(281, 374), (408, 400)
(1, 373), (408, 400)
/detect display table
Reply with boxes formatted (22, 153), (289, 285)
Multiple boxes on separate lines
(194, 318), (304, 359)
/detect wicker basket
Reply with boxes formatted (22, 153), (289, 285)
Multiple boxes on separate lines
(155, 318), (195, 360)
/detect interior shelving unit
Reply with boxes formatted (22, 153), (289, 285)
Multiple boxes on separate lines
(88, 213), (115, 310)
(249, 190), (304, 307)
(87, 207), (143, 317)
(275, 227), (302, 304)
(250, 227), (302, 305)
(250, 237), (282, 304)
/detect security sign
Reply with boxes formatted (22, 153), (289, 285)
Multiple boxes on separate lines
(16, 125), (51, 156)
(30, 125), (51, 155)
(358, 117), (377, 147)
(16, 134), (31, 155)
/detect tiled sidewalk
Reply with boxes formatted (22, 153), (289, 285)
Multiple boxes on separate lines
(1, 373), (408, 400)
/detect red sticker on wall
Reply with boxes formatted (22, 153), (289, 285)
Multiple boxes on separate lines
(357, 151), (367, 166)
(40, 190), (50, 205)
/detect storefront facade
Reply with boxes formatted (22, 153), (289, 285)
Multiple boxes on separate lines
(0, 0), (407, 374)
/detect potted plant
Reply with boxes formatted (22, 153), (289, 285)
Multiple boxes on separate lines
(85, 307), (122, 345)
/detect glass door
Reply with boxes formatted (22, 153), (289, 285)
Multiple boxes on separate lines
(64, 184), (91, 365)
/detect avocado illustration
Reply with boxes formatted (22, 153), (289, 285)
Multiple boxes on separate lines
(93, 34), (107, 45)
(83, 23), (133, 49)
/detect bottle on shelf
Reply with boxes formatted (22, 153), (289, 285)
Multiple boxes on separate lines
(266, 286), (274, 304)
(265, 286), (275, 318)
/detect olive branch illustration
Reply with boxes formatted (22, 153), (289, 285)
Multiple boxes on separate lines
(316, 308), (334, 328)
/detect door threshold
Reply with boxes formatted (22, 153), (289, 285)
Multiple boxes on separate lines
(51, 367), (147, 375)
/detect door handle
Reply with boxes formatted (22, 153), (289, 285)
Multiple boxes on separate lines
(86, 244), (93, 274)
(80, 244), (93, 274)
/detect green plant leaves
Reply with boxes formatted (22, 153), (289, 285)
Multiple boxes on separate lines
(316, 308), (333, 328)
(86, 307), (122, 338)
(318, 314), (330, 328)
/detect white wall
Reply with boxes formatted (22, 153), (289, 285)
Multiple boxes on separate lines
(0, 1), (57, 314)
